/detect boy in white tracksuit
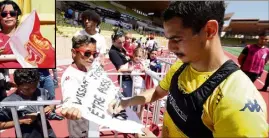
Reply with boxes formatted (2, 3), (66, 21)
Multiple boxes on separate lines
(61, 35), (100, 137)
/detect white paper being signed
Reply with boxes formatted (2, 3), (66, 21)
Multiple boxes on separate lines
(62, 59), (144, 134)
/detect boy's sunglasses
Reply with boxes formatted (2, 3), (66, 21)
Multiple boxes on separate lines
(75, 49), (99, 58)
(1, 11), (17, 18)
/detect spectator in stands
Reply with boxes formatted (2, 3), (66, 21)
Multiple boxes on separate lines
(145, 37), (149, 47)
(73, 10), (79, 26)
(74, 10), (107, 57)
(109, 1), (268, 137)
(136, 37), (142, 47)
(141, 42), (146, 49)
(238, 31), (269, 82)
(127, 48), (146, 119)
(122, 47), (147, 97)
(132, 37), (137, 47)
(0, 69), (56, 138)
(64, 7), (73, 24)
(60, 35), (100, 138)
(52, 69), (58, 88)
(38, 69), (63, 120)
(146, 33), (158, 52)
(0, 69), (16, 101)
(78, 11), (82, 25)
(148, 49), (162, 72)
(123, 32), (136, 58)
(108, 30), (133, 97)
(65, 7), (73, 19)
(0, 0), (22, 68)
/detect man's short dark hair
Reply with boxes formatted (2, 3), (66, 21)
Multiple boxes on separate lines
(72, 35), (96, 49)
(259, 31), (269, 37)
(14, 69), (39, 86)
(81, 10), (101, 27)
(163, 1), (225, 36)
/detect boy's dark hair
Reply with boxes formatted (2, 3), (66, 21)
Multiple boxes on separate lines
(163, 1), (225, 36)
(111, 30), (125, 42)
(0, 0), (22, 30)
(81, 10), (101, 27)
(72, 35), (96, 49)
(149, 48), (158, 53)
(259, 31), (269, 37)
(14, 69), (39, 86)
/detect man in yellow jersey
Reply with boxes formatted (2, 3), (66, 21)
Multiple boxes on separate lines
(60, 1), (268, 137)
(108, 1), (267, 137)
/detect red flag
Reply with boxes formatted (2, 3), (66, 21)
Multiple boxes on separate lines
(9, 10), (55, 68)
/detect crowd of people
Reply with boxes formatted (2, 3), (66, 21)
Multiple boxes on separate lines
(0, 1), (268, 138)
(60, 1), (268, 138)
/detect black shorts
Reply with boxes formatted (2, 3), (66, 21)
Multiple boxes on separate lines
(243, 71), (259, 82)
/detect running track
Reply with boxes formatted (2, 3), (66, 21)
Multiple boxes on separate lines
(0, 50), (268, 137)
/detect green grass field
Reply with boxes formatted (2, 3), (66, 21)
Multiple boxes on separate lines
(223, 46), (269, 71)
(223, 47), (244, 57)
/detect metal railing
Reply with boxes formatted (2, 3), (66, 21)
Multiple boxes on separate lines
(0, 100), (61, 138)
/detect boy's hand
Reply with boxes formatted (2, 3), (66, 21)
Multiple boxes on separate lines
(20, 118), (34, 125)
(20, 113), (38, 125)
(56, 107), (81, 120)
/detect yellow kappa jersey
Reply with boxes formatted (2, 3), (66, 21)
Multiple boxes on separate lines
(159, 60), (268, 137)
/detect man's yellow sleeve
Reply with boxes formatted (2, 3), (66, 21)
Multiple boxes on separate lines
(159, 60), (183, 91)
(212, 72), (268, 137)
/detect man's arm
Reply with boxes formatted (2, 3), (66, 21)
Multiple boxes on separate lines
(212, 81), (268, 137)
(126, 85), (168, 106)
(0, 108), (35, 129)
(0, 119), (29, 129)
(109, 51), (125, 70)
(0, 121), (19, 129)
(0, 109), (14, 129)
(238, 47), (248, 66)
(118, 63), (132, 73)
(0, 55), (16, 61)
(109, 85), (168, 114)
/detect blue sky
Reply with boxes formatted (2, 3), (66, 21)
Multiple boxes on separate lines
(225, 1), (268, 25)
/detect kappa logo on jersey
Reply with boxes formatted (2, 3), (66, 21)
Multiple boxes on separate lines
(240, 99), (263, 112)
